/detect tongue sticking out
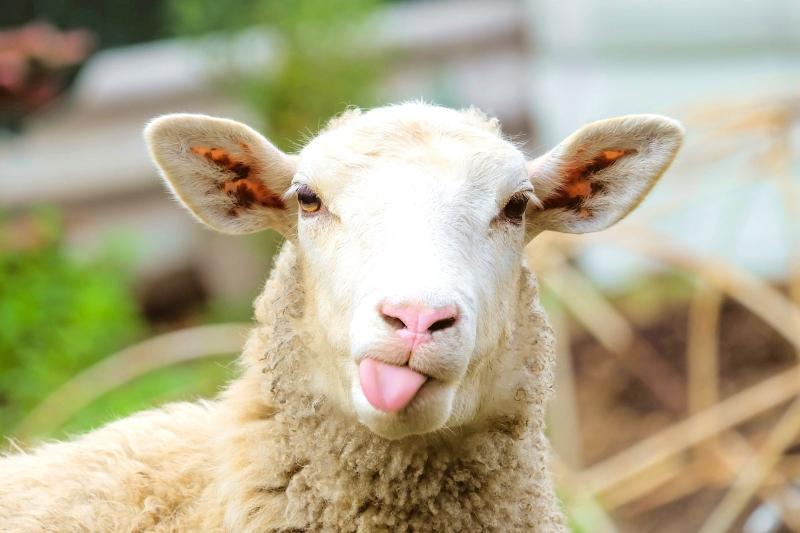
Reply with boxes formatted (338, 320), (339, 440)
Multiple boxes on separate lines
(359, 358), (427, 413)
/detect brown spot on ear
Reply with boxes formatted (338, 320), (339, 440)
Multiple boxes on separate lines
(563, 179), (591, 199)
(602, 149), (626, 161)
(220, 177), (285, 214)
(192, 144), (284, 215)
(191, 145), (251, 179)
(541, 148), (636, 212)
(583, 148), (636, 175)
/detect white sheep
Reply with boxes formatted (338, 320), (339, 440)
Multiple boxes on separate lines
(0, 102), (682, 531)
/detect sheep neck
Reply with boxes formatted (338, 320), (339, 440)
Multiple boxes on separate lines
(219, 241), (563, 530)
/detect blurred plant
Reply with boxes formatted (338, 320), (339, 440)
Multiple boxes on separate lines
(1, 0), (168, 50)
(0, 21), (94, 130)
(0, 208), (143, 434)
(168, 0), (384, 149)
(12, 323), (248, 440)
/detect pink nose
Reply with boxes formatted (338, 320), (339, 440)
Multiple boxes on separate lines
(380, 303), (459, 341)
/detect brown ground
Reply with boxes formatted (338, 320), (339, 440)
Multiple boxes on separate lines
(570, 294), (798, 532)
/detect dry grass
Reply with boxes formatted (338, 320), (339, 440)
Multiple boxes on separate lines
(541, 91), (800, 531)
(12, 323), (251, 440)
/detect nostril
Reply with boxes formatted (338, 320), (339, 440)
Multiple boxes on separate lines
(380, 303), (459, 335)
(381, 313), (406, 330)
(428, 317), (457, 332)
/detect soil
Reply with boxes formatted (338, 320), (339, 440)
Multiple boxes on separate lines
(569, 294), (799, 532)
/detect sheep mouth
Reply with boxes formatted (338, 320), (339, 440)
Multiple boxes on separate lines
(358, 358), (431, 413)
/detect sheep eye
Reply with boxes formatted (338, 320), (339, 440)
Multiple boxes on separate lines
(297, 186), (322, 214)
(502, 193), (529, 223)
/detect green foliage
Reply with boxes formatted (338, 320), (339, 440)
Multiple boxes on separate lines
(1, 1), (386, 440)
(1, 0), (169, 49)
(560, 491), (611, 533)
(0, 209), (144, 434)
(60, 356), (234, 437)
(168, 0), (384, 149)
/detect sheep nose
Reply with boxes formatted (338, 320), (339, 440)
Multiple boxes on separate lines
(380, 303), (459, 335)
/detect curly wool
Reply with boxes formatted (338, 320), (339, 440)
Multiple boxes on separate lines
(0, 243), (565, 532)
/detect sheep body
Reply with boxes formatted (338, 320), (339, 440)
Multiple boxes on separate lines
(2, 102), (685, 531)
(0, 242), (565, 532)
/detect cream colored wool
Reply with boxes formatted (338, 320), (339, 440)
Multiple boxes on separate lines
(0, 102), (682, 532)
(0, 243), (563, 532)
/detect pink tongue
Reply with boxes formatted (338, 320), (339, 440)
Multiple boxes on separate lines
(359, 359), (427, 413)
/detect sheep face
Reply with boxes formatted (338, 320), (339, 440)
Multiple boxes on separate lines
(291, 107), (531, 439)
(146, 103), (683, 440)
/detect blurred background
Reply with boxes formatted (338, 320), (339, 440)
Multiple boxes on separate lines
(1, 1), (799, 531)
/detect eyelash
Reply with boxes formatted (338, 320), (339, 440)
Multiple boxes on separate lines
(500, 192), (531, 224)
(296, 184), (323, 215)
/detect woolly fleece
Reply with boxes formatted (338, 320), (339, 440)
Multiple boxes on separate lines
(0, 242), (565, 532)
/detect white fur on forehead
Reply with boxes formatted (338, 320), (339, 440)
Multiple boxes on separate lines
(297, 103), (520, 191)
(294, 103), (529, 217)
(317, 102), (505, 151)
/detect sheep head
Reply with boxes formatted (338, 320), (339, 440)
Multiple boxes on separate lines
(145, 103), (682, 440)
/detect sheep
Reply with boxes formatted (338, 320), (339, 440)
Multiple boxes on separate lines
(0, 102), (683, 532)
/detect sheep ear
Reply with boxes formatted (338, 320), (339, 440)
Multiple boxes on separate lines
(525, 114), (683, 238)
(145, 114), (296, 235)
